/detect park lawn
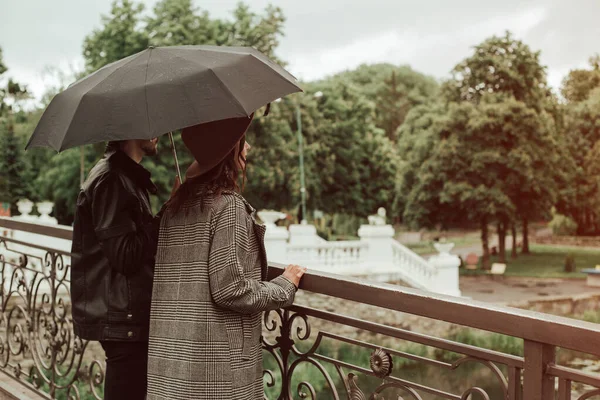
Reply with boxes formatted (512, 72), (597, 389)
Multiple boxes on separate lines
(461, 244), (600, 279)
(404, 242), (435, 255)
(404, 232), (481, 255)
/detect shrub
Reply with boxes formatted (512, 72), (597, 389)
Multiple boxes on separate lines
(564, 253), (576, 273)
(549, 211), (578, 236)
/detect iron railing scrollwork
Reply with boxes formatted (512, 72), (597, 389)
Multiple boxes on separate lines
(0, 236), (104, 399)
(1, 219), (600, 400)
(261, 306), (516, 399)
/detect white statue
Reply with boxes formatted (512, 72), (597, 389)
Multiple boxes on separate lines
(368, 207), (387, 226)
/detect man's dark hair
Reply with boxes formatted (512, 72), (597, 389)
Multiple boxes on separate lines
(105, 141), (123, 153)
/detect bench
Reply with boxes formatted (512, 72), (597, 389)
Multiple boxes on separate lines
(488, 263), (506, 280)
(581, 269), (600, 287)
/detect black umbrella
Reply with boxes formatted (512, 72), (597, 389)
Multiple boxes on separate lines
(26, 45), (302, 179)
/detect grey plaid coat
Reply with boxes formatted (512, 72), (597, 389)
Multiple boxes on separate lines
(147, 189), (296, 400)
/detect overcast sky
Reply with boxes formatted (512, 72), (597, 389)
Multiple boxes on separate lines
(1, 0), (599, 102)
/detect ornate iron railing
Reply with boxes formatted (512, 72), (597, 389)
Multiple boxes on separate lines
(0, 218), (104, 399)
(1, 217), (600, 399)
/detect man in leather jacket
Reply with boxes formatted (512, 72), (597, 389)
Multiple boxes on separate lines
(70, 138), (175, 400)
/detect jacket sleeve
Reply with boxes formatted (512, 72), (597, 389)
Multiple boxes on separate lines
(208, 196), (296, 314)
(91, 173), (158, 277)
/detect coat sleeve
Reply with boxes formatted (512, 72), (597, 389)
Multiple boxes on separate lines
(92, 173), (159, 277)
(208, 196), (296, 314)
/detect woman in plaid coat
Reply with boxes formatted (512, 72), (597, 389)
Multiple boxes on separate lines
(146, 115), (306, 400)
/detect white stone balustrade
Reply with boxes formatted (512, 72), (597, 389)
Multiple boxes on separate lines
(274, 209), (462, 297)
(2, 202), (462, 297)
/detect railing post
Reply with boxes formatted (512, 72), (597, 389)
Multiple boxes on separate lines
(428, 243), (462, 297)
(557, 378), (571, 400)
(357, 224), (395, 276)
(276, 309), (294, 400)
(523, 340), (556, 400)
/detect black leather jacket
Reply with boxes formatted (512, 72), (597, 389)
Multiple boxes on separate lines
(71, 150), (160, 342)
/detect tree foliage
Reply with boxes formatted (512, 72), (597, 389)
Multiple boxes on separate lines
(398, 32), (560, 265)
(556, 88), (600, 234)
(83, 0), (149, 73)
(442, 31), (549, 110)
(0, 48), (32, 214)
(326, 64), (438, 140)
(561, 55), (600, 103)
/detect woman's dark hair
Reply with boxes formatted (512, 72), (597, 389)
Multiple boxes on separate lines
(168, 135), (247, 214)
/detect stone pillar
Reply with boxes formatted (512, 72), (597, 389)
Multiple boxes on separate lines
(257, 211), (289, 264)
(288, 224), (321, 245)
(357, 224), (395, 276)
(428, 243), (462, 297)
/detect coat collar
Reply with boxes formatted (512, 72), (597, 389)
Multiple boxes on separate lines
(106, 150), (157, 195)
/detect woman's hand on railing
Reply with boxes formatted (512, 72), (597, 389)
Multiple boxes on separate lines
(283, 264), (307, 287)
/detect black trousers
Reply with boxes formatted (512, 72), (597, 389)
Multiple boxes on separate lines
(100, 341), (148, 400)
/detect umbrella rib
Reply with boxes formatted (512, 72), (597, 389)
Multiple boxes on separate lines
(159, 50), (215, 125)
(144, 48), (153, 137)
(207, 67), (249, 115)
(58, 52), (146, 152)
(249, 53), (301, 85)
(161, 48), (248, 117)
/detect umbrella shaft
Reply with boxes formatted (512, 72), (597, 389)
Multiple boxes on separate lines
(169, 132), (183, 183)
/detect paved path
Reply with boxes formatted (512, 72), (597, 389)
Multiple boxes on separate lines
(460, 275), (600, 304)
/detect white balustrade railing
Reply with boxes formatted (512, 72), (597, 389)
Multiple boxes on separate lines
(286, 241), (366, 272)
(391, 241), (438, 291)
(3, 202), (462, 297)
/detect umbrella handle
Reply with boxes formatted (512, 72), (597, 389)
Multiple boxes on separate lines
(168, 132), (183, 183)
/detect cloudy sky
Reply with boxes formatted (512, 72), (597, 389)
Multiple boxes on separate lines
(1, 0), (599, 102)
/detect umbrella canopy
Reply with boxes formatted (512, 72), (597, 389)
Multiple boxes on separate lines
(26, 45), (302, 152)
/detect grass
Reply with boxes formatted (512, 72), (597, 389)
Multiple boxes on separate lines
(578, 309), (600, 324)
(433, 329), (523, 362)
(403, 233), (481, 256)
(404, 242), (436, 255)
(461, 244), (600, 279)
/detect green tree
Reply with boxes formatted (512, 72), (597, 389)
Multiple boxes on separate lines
(0, 120), (27, 214)
(399, 31), (559, 264)
(0, 52), (31, 215)
(561, 55), (600, 103)
(394, 102), (447, 225)
(146, 0), (217, 47)
(325, 64), (438, 141)
(243, 103), (298, 211)
(442, 31), (549, 111)
(224, 3), (285, 61)
(556, 88), (600, 234)
(83, 0), (149, 72)
(248, 78), (399, 219)
(301, 80), (397, 217)
(442, 31), (555, 255)
(470, 96), (559, 261)
(36, 149), (85, 225)
(0, 47), (7, 115)
(0, 48), (6, 76)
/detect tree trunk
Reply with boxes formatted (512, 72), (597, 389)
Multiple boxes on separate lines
(511, 223), (518, 259)
(522, 217), (530, 254)
(498, 221), (507, 263)
(481, 218), (491, 270)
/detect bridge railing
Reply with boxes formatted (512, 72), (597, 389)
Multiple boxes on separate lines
(1, 217), (600, 399)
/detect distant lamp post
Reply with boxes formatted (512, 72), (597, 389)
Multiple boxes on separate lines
(277, 91), (324, 225)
